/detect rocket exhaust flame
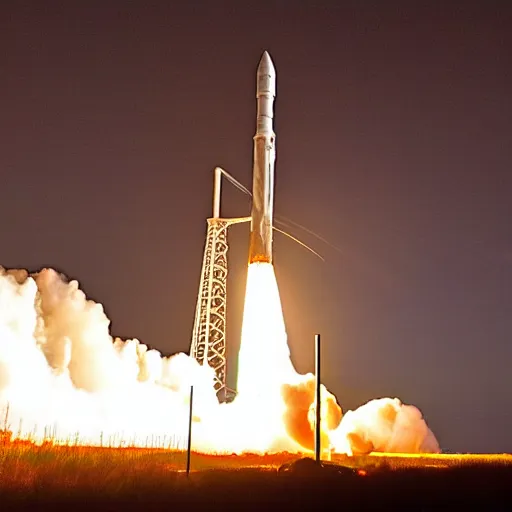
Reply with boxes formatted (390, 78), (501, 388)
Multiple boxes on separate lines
(237, 262), (295, 399)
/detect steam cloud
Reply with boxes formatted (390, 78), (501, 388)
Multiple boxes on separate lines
(0, 265), (440, 455)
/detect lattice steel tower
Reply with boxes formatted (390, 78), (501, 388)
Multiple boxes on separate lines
(190, 167), (249, 401)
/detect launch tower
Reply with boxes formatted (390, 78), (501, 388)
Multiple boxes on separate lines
(190, 168), (249, 400)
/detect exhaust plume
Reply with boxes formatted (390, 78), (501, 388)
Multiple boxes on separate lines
(0, 264), (439, 455)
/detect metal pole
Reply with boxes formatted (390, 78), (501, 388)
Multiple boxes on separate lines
(186, 385), (194, 476)
(315, 334), (321, 463)
(213, 167), (222, 218)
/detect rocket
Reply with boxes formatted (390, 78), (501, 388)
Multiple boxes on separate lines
(249, 51), (277, 264)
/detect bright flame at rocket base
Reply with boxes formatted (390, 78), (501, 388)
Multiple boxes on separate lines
(237, 262), (343, 453)
(237, 262), (295, 398)
(0, 265), (440, 456)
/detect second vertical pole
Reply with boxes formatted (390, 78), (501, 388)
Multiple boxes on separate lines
(186, 385), (194, 476)
(315, 333), (321, 463)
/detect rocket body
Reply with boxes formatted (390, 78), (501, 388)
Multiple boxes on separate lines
(249, 51), (276, 264)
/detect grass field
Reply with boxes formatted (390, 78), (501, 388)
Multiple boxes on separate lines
(334, 450), (512, 470)
(1, 432), (511, 510)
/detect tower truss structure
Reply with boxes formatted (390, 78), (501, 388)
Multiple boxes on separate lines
(190, 168), (249, 400)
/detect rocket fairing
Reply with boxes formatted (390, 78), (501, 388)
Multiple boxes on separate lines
(249, 51), (277, 264)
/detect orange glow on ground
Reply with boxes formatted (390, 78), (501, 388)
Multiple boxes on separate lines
(1, 434), (511, 475)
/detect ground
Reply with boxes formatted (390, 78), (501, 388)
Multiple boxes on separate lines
(1, 437), (511, 510)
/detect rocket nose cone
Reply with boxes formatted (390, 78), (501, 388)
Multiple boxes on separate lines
(258, 51), (276, 77)
(257, 51), (276, 97)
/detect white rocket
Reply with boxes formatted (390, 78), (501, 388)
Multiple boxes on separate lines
(249, 51), (277, 264)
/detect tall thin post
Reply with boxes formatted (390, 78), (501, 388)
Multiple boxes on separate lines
(186, 386), (194, 476)
(315, 334), (321, 463)
(213, 167), (222, 218)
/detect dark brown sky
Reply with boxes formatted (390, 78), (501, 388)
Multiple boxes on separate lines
(1, 1), (511, 453)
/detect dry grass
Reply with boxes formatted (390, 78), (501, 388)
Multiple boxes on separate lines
(0, 432), (299, 494)
(332, 450), (512, 471)
(1, 427), (511, 509)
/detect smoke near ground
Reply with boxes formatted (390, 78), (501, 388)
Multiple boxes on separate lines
(0, 265), (439, 455)
(329, 397), (440, 455)
(281, 377), (342, 451)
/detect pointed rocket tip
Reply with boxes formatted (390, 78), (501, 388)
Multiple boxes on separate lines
(258, 50), (275, 75)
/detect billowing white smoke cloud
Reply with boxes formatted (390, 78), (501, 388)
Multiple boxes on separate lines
(329, 397), (440, 455)
(0, 265), (440, 455)
(0, 267), (217, 447)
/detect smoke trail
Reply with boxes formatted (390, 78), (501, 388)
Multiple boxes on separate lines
(0, 265), (439, 455)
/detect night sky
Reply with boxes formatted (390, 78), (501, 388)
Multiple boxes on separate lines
(2, 1), (511, 453)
